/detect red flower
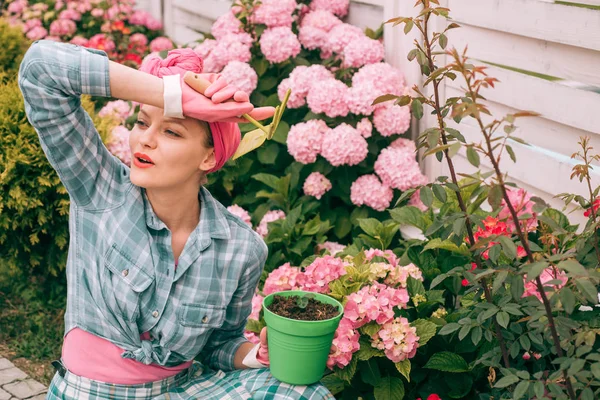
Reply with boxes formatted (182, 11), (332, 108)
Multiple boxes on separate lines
(462, 263), (477, 286)
(124, 53), (142, 66)
(428, 395), (442, 400)
(584, 198), (600, 217)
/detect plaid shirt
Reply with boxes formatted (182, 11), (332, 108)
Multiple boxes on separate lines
(18, 40), (268, 371)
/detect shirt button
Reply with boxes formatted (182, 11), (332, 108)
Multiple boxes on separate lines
(201, 316), (209, 323)
(152, 310), (159, 318)
(122, 269), (129, 277)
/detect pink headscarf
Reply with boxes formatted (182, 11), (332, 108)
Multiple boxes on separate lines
(140, 49), (241, 173)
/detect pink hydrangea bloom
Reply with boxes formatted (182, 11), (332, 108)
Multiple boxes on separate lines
(70, 36), (89, 47)
(277, 65), (334, 108)
(256, 210), (286, 237)
(343, 36), (385, 68)
(260, 27), (301, 64)
(385, 264), (423, 288)
(226, 204), (252, 227)
(317, 241), (346, 256)
(205, 33), (253, 72)
(91, 8), (104, 18)
(7, 0), (26, 14)
(44, 36), (61, 42)
(22, 18), (41, 33)
(303, 172), (332, 199)
(365, 249), (399, 267)
(107, 126), (131, 166)
(375, 147), (428, 191)
(373, 103), (411, 136)
(523, 267), (568, 301)
(211, 11), (243, 39)
(356, 118), (372, 138)
(98, 100), (132, 122)
(348, 63), (406, 115)
(221, 61), (258, 95)
(327, 318), (360, 369)
(499, 188), (537, 232)
(286, 120), (329, 164)
(321, 124), (368, 166)
(26, 26), (48, 41)
(59, 9), (81, 21)
(371, 317), (419, 363)
(344, 283), (409, 328)
(299, 256), (347, 293)
(130, 33), (149, 47)
(298, 25), (327, 50)
(263, 263), (303, 295)
(300, 9), (342, 31)
(252, 0), (297, 28)
(150, 37), (174, 53)
(323, 23), (364, 55)
(310, 0), (350, 17)
(306, 79), (349, 118)
(129, 10), (162, 30)
(194, 39), (217, 59)
(244, 292), (264, 344)
(350, 175), (394, 211)
(390, 137), (417, 153)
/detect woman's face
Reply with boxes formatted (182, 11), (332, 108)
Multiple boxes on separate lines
(128, 105), (215, 189)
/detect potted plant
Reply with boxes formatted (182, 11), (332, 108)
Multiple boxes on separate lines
(262, 290), (343, 385)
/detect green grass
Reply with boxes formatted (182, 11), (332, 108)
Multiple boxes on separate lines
(555, 1), (600, 11)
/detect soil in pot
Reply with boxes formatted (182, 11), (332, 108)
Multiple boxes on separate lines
(267, 294), (340, 321)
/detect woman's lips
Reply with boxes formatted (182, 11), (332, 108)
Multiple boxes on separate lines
(133, 152), (154, 168)
(133, 157), (154, 168)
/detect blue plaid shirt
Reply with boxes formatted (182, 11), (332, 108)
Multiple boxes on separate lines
(18, 40), (267, 370)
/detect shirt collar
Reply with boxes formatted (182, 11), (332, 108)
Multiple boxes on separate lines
(142, 187), (230, 241)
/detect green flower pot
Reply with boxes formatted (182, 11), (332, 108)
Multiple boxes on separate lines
(262, 290), (344, 385)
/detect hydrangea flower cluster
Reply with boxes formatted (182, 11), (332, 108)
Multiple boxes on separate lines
(226, 205), (252, 227)
(369, 262), (424, 288)
(328, 318), (360, 369)
(286, 120), (329, 164)
(262, 263), (303, 295)
(252, 0), (297, 28)
(350, 175), (394, 211)
(374, 146), (428, 191)
(303, 172), (332, 199)
(244, 292), (264, 344)
(344, 283), (410, 328)
(277, 65), (334, 108)
(320, 124), (368, 166)
(256, 210), (286, 237)
(5, 0), (164, 68)
(220, 61), (259, 95)
(260, 27), (301, 64)
(98, 100), (133, 123)
(316, 241), (346, 256)
(371, 316), (419, 363)
(299, 255), (348, 293)
(106, 126), (131, 166)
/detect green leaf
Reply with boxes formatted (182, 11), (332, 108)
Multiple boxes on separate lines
(494, 374), (519, 388)
(360, 359), (382, 386)
(424, 352), (470, 373)
(334, 356), (358, 383)
(374, 376), (405, 400)
(560, 287), (576, 314)
(557, 259), (588, 276)
(438, 322), (460, 335)
(496, 311), (510, 328)
(271, 121), (290, 144)
(488, 185), (503, 209)
(372, 94), (399, 106)
(412, 99), (424, 120)
(432, 184), (447, 202)
(591, 362), (600, 379)
(420, 186), (434, 207)
(506, 145), (517, 163)
(471, 326), (482, 345)
(439, 33), (448, 49)
(395, 359), (411, 382)
(466, 147), (480, 167)
(245, 318), (265, 334)
(358, 218), (382, 237)
(423, 238), (470, 256)
(524, 261), (548, 282)
(356, 339), (384, 360)
(389, 206), (427, 231)
(257, 142), (280, 164)
(575, 278), (599, 304)
(407, 49), (418, 61)
(498, 236), (517, 260)
(320, 374), (346, 395)
(430, 273), (448, 289)
(252, 173), (280, 190)
(413, 319), (437, 346)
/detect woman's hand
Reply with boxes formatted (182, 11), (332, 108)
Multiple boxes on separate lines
(181, 73), (275, 123)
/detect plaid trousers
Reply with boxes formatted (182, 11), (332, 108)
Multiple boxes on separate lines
(46, 362), (335, 399)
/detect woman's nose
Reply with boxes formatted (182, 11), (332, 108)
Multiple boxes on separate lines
(138, 128), (158, 148)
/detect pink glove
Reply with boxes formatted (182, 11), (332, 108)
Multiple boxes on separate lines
(180, 73), (253, 123)
(257, 327), (270, 366)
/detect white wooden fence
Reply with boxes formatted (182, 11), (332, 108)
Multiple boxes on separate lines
(136, 0), (600, 225)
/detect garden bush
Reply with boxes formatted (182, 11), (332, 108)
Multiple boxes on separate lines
(0, 74), (118, 293)
(0, 17), (30, 73)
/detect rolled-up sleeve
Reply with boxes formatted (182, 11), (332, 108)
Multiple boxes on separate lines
(18, 40), (123, 209)
(199, 237), (268, 371)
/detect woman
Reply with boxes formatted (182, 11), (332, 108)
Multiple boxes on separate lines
(18, 40), (334, 399)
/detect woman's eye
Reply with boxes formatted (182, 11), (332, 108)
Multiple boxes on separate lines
(166, 130), (180, 137)
(135, 120), (146, 127)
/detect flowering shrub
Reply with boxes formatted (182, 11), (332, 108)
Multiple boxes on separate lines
(245, 250), (439, 398)
(3, 0), (167, 69)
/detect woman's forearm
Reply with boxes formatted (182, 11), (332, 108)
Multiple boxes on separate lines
(233, 341), (256, 370)
(108, 61), (164, 108)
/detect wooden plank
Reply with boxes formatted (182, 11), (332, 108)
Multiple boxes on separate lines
(445, 86), (600, 162)
(446, 65), (600, 135)
(173, 0), (233, 22)
(445, 119), (600, 197)
(448, 0), (600, 51)
(447, 25), (600, 87)
(347, 1), (384, 29)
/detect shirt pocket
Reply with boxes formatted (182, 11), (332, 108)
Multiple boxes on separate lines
(165, 303), (226, 352)
(103, 245), (154, 322)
